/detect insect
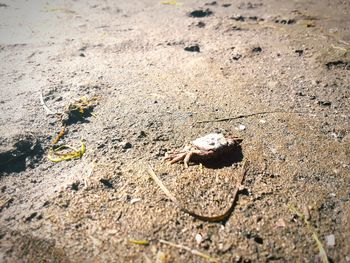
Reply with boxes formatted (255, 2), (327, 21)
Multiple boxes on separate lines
(165, 133), (242, 167)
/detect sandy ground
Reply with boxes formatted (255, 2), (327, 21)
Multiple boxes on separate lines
(0, 0), (349, 262)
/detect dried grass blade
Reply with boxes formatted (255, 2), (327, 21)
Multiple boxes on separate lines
(289, 205), (329, 263)
(147, 161), (247, 222)
(52, 126), (66, 145)
(196, 110), (304, 123)
(48, 140), (86, 162)
(159, 239), (219, 263)
(128, 239), (150, 246)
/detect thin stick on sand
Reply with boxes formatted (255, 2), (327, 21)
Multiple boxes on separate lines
(196, 110), (305, 123)
(147, 161), (247, 223)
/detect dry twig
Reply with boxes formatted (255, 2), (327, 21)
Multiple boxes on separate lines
(289, 205), (329, 263)
(128, 239), (150, 246)
(147, 161), (247, 222)
(52, 125), (66, 144)
(196, 110), (303, 123)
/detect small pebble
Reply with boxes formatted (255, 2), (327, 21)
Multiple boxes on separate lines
(196, 21), (206, 28)
(232, 54), (242, 60)
(100, 178), (113, 188)
(309, 95), (316, 100)
(270, 147), (277, 154)
(138, 131), (147, 138)
(330, 132), (338, 139)
(238, 124), (246, 130)
(205, 1), (217, 5)
(275, 218), (286, 228)
(120, 141), (132, 149)
(252, 47), (262, 53)
(295, 49), (304, 56)
(195, 233), (203, 244)
(25, 212), (38, 222)
(318, 100), (331, 106)
(325, 234), (335, 247)
(130, 198), (141, 204)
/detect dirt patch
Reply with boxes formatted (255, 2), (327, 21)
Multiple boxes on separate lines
(0, 228), (70, 263)
(0, 0), (349, 262)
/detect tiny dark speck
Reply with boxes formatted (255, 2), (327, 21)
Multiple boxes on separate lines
(295, 49), (304, 56)
(252, 47), (262, 53)
(100, 178), (114, 188)
(254, 236), (263, 244)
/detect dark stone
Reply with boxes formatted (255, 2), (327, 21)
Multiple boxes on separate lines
(97, 140), (106, 149)
(295, 49), (304, 56)
(196, 21), (206, 28)
(232, 54), (242, 60)
(318, 100), (332, 106)
(252, 47), (262, 53)
(100, 178), (114, 188)
(254, 236), (263, 244)
(231, 15), (245, 21)
(70, 182), (79, 191)
(325, 61), (350, 70)
(188, 9), (213, 18)
(138, 131), (147, 138)
(246, 2), (256, 9)
(121, 142), (132, 149)
(230, 26), (242, 31)
(309, 95), (316, 100)
(184, 45), (200, 52)
(25, 212), (38, 222)
(275, 19), (296, 24)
